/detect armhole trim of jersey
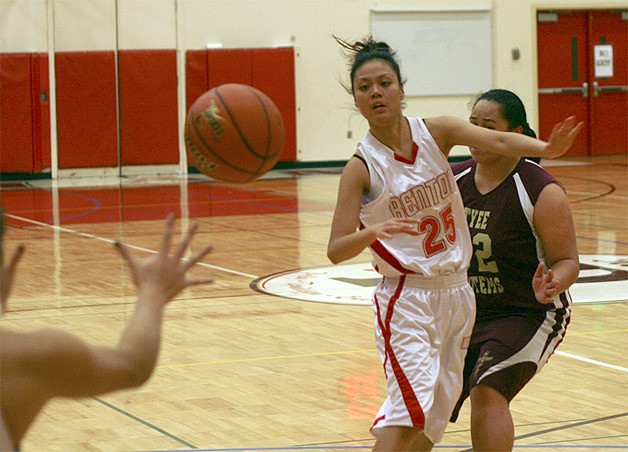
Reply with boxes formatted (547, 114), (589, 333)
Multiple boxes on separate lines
(352, 154), (369, 174)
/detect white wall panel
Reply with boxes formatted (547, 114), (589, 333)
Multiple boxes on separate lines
(53, 0), (116, 51)
(0, 0), (48, 52)
(117, 0), (175, 49)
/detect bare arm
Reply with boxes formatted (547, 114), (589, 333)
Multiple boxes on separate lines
(427, 115), (583, 159)
(327, 157), (419, 264)
(0, 215), (214, 445)
(107, 215), (213, 390)
(531, 183), (580, 303)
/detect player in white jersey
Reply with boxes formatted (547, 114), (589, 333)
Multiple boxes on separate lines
(357, 116), (471, 277)
(327, 35), (582, 451)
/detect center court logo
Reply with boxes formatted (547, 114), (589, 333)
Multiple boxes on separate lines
(251, 254), (628, 306)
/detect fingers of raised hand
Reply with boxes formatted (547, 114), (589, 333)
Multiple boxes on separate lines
(550, 116), (583, 154)
(173, 222), (200, 262)
(113, 241), (133, 264)
(0, 245), (25, 311)
(559, 117), (583, 142)
(158, 214), (177, 257)
(570, 121), (584, 140)
(181, 245), (213, 273)
(7, 245), (25, 273)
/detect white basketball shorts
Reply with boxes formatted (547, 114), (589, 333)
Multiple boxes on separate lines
(370, 271), (475, 444)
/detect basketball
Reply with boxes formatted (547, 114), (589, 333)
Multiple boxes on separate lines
(184, 83), (285, 183)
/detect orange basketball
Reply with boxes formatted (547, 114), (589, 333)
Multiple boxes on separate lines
(184, 84), (285, 183)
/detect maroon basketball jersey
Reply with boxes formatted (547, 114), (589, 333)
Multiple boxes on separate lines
(452, 158), (566, 318)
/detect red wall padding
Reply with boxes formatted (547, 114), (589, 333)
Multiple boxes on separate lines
(118, 49), (178, 165)
(185, 50), (207, 114)
(206, 49), (255, 88)
(31, 53), (50, 172)
(0, 53), (35, 172)
(0, 53), (50, 173)
(55, 51), (118, 169)
(3, 48), (297, 174)
(250, 48), (296, 163)
(185, 47), (297, 162)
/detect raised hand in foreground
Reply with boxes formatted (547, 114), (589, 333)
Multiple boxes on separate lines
(0, 213), (213, 450)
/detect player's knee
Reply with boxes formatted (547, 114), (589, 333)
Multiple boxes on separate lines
(470, 383), (508, 408)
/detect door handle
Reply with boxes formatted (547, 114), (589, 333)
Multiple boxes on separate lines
(592, 81), (628, 97)
(538, 82), (589, 98)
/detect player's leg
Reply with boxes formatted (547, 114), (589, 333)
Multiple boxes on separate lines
(408, 430), (435, 450)
(465, 311), (564, 450)
(470, 383), (513, 451)
(373, 426), (432, 451)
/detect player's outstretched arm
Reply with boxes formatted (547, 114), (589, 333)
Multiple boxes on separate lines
(434, 115), (583, 159)
(0, 215), (213, 446)
(108, 213), (214, 390)
(72, 213), (214, 396)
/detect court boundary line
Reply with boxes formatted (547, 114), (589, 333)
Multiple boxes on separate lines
(92, 397), (199, 449)
(555, 350), (628, 373)
(5, 213), (258, 279)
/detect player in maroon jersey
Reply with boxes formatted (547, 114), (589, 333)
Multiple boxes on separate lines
(450, 89), (580, 451)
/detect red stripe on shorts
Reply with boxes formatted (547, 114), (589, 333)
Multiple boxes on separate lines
(359, 222), (415, 274)
(378, 275), (426, 429)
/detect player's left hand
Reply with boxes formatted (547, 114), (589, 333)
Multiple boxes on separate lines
(532, 262), (560, 304)
(543, 116), (584, 158)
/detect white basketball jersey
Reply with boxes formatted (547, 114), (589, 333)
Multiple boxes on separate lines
(358, 117), (472, 277)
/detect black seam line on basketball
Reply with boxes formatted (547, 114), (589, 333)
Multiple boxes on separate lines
(249, 89), (283, 160)
(190, 114), (261, 177)
(456, 411), (628, 452)
(189, 111), (270, 184)
(91, 396), (198, 449)
(214, 86), (281, 160)
(215, 86), (283, 161)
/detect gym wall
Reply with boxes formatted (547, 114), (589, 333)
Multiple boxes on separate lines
(0, 0), (625, 176)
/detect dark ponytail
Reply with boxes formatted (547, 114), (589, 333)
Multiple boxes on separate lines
(522, 122), (537, 139)
(334, 35), (405, 95)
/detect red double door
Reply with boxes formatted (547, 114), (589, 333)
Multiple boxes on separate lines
(537, 10), (627, 156)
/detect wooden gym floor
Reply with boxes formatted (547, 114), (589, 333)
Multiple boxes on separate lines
(0, 154), (626, 451)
